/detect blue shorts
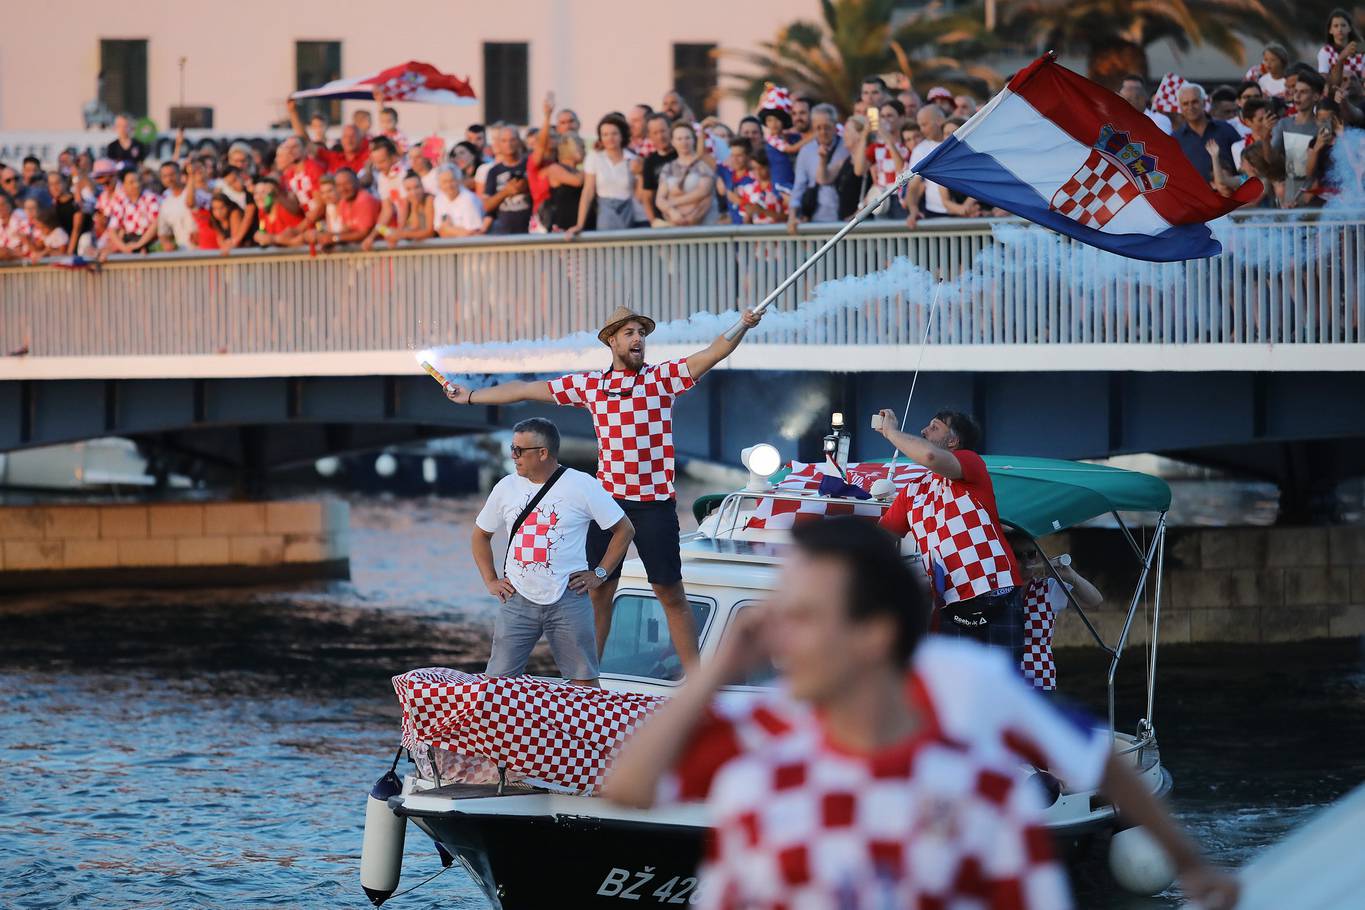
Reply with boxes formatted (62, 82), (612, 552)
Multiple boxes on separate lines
(485, 590), (599, 680)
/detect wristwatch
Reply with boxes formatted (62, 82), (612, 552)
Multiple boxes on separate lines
(593, 566), (608, 580)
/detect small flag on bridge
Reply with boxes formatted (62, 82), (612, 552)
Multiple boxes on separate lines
(909, 53), (1262, 262)
(291, 61), (476, 106)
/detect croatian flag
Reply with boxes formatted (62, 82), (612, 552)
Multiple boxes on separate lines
(291, 61), (476, 106)
(911, 53), (1262, 261)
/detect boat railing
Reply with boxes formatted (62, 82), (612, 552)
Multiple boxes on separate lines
(702, 489), (896, 541)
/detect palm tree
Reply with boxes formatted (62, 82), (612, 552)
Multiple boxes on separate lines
(995, 0), (1313, 88)
(724, 0), (1002, 116)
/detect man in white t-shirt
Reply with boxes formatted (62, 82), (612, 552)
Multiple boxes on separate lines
(156, 161), (201, 251)
(433, 166), (485, 238)
(473, 418), (635, 685)
(904, 105), (947, 226)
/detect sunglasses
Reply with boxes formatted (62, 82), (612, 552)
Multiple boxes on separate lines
(0, 176), (16, 184)
(509, 445), (547, 458)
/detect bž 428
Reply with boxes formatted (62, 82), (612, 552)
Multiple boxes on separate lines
(596, 867), (701, 904)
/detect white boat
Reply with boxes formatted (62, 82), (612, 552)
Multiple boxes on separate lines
(377, 448), (1176, 909)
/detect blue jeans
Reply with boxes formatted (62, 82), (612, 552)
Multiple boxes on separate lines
(486, 590), (599, 680)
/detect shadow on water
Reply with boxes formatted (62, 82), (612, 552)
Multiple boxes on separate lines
(2, 491), (1365, 908)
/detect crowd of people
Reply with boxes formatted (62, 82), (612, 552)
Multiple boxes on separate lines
(1, 10), (1362, 264)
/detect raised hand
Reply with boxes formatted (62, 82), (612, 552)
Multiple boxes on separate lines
(444, 382), (472, 404)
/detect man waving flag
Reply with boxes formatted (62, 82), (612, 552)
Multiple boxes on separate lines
(910, 52), (1262, 261)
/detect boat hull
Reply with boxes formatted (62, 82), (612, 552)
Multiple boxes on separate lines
(401, 806), (705, 909)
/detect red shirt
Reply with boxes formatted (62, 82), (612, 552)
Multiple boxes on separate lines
(336, 190), (381, 236)
(259, 202), (303, 236)
(526, 155), (551, 210)
(315, 141), (370, 175)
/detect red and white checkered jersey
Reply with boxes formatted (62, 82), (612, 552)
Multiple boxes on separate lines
(548, 360), (695, 501)
(630, 137), (656, 158)
(114, 190), (161, 235)
(745, 461), (926, 530)
(865, 141), (908, 189)
(665, 660), (1073, 908)
(1021, 576), (1071, 691)
(394, 668), (665, 793)
(95, 187), (125, 222)
(1319, 43), (1365, 81)
(475, 468), (626, 604)
(736, 179), (788, 224)
(881, 452), (1021, 606)
(284, 158), (325, 211)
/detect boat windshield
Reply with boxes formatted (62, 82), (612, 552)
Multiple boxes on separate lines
(600, 593), (713, 682)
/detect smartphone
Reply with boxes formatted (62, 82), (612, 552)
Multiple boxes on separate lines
(870, 413), (884, 430)
(867, 106), (880, 132)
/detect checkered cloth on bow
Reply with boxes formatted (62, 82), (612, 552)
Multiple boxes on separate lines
(744, 461), (923, 530)
(900, 470), (1017, 606)
(1151, 73), (1188, 114)
(669, 690), (1072, 910)
(549, 359), (694, 501)
(1021, 577), (1069, 691)
(394, 668), (666, 794)
(1051, 149), (1140, 229)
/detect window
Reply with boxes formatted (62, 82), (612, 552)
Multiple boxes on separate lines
(100, 39), (148, 119)
(296, 41), (343, 125)
(483, 42), (529, 125)
(673, 43), (718, 118)
(600, 593), (713, 682)
(728, 603), (778, 688)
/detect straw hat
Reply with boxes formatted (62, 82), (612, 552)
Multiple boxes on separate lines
(597, 306), (656, 345)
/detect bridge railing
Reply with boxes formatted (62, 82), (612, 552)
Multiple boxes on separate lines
(2, 212), (1362, 358)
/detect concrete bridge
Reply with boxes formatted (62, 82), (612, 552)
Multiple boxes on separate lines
(2, 215), (1362, 515)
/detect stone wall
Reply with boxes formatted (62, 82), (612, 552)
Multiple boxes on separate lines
(0, 499), (349, 590)
(1049, 525), (1365, 648)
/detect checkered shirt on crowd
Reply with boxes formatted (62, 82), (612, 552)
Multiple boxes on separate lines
(393, 668), (665, 794)
(1321, 44), (1365, 82)
(888, 470), (1019, 606)
(737, 180), (788, 224)
(1151, 73), (1188, 114)
(866, 141), (908, 189)
(630, 136), (656, 158)
(664, 644), (1077, 909)
(1021, 576), (1071, 691)
(548, 359), (695, 501)
(284, 158), (325, 211)
(95, 187), (125, 222)
(115, 190), (161, 236)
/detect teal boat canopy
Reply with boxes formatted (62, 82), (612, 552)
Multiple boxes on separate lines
(982, 456), (1171, 538)
(692, 456), (1171, 538)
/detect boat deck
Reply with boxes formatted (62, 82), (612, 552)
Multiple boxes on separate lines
(415, 781), (546, 800)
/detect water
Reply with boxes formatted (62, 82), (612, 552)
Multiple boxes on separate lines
(3, 491), (1364, 909)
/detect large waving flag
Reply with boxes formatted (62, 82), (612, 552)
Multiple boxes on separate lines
(911, 53), (1262, 261)
(291, 61), (475, 105)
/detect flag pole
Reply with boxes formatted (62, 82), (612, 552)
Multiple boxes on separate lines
(722, 170), (920, 341)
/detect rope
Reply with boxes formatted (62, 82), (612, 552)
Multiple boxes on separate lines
(387, 864), (451, 900)
(887, 283), (945, 472)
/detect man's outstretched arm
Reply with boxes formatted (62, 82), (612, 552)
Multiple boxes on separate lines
(444, 379), (556, 405)
(685, 309), (763, 380)
(873, 408), (962, 479)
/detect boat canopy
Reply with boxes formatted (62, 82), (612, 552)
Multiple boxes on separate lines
(693, 456), (1171, 539)
(984, 456), (1171, 538)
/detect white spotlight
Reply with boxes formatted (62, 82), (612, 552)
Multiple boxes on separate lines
(374, 453), (398, 478)
(741, 444), (782, 492)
